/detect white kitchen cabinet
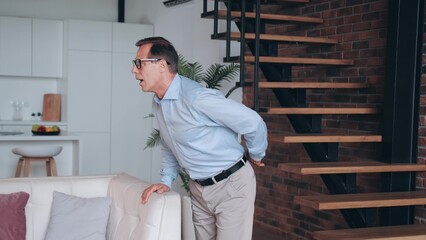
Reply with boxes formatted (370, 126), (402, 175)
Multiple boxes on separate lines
(0, 16), (32, 76)
(67, 20), (112, 51)
(65, 20), (153, 177)
(112, 22), (153, 53)
(66, 19), (113, 176)
(76, 132), (110, 175)
(109, 23), (153, 179)
(0, 16), (63, 78)
(110, 52), (153, 179)
(67, 50), (112, 132)
(32, 19), (63, 78)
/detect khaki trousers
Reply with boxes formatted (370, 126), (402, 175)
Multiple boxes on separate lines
(189, 163), (256, 240)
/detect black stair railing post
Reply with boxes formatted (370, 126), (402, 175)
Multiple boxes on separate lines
(118, 0), (125, 22)
(253, 0), (260, 111)
(213, 0), (219, 38)
(239, 0), (246, 87)
(202, 0), (207, 14)
(225, 0), (231, 61)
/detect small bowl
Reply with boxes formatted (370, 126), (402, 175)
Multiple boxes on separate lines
(32, 130), (61, 136)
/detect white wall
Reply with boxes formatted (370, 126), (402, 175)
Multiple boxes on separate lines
(0, 77), (57, 121)
(0, 0), (117, 21)
(128, 0), (241, 98)
(130, 1), (220, 67)
(0, 0), (241, 191)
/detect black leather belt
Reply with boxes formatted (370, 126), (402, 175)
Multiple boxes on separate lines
(194, 158), (247, 186)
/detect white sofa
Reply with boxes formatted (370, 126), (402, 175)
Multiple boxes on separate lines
(0, 173), (181, 240)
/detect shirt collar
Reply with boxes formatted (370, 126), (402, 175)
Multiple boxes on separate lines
(154, 74), (181, 103)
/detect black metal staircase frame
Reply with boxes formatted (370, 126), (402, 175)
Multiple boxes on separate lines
(201, 0), (425, 230)
(207, 0), (369, 227)
(380, 0), (424, 226)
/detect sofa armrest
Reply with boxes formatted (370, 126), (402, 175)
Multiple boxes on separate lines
(107, 173), (181, 240)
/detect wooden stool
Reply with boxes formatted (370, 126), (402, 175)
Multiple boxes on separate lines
(12, 146), (62, 177)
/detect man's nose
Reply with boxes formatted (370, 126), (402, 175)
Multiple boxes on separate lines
(131, 65), (139, 74)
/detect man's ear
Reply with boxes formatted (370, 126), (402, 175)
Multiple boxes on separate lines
(159, 60), (167, 72)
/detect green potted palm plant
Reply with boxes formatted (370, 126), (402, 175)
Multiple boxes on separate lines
(144, 55), (240, 192)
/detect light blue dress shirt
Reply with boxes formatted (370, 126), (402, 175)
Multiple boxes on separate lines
(153, 74), (268, 187)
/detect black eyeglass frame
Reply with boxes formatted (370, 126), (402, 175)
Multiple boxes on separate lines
(132, 58), (169, 69)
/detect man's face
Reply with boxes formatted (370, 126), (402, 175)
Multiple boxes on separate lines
(132, 44), (162, 93)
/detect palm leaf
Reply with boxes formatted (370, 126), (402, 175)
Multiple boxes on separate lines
(178, 55), (204, 82)
(144, 113), (155, 118)
(179, 170), (190, 193)
(144, 128), (160, 149)
(203, 63), (240, 90)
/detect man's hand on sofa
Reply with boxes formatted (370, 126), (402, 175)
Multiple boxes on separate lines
(141, 183), (170, 204)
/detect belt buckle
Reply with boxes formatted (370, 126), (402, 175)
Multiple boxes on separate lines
(211, 175), (218, 184)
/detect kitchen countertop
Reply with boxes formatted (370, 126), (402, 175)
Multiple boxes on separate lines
(0, 131), (81, 178)
(0, 121), (66, 126)
(0, 131), (80, 141)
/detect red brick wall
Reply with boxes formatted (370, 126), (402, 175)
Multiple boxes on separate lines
(240, 0), (425, 239)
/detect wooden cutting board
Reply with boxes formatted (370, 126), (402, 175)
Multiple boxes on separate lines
(42, 94), (61, 122)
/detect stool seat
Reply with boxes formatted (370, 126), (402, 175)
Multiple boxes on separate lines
(12, 146), (62, 177)
(12, 146), (63, 157)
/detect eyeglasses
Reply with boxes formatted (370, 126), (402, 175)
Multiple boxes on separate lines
(132, 58), (162, 69)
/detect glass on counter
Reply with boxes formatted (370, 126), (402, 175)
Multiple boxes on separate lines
(11, 101), (25, 121)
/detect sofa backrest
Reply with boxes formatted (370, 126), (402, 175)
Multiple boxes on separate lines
(0, 174), (113, 240)
(107, 173), (181, 240)
(0, 173), (182, 240)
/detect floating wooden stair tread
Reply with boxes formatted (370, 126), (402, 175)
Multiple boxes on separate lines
(258, 82), (368, 89)
(313, 224), (426, 240)
(213, 32), (338, 44)
(279, 161), (426, 174)
(226, 56), (354, 65)
(261, 107), (379, 114)
(295, 191), (426, 210)
(270, 133), (382, 143)
(202, 10), (323, 24)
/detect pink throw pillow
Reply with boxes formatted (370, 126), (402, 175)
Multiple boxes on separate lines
(0, 192), (30, 240)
